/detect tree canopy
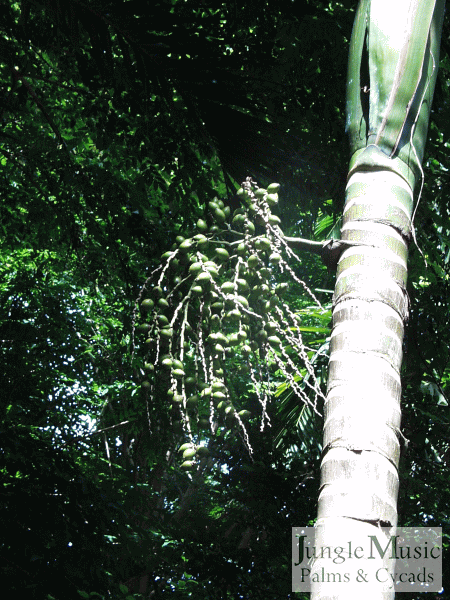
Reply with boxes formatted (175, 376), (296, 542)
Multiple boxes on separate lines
(1, 1), (450, 598)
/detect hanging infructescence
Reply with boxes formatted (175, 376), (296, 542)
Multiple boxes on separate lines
(132, 179), (333, 471)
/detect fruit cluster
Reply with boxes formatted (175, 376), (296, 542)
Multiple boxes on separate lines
(135, 180), (306, 471)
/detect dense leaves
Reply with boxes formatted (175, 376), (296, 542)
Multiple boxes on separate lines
(1, 1), (450, 598)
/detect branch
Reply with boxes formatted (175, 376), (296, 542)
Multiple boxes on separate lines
(284, 236), (374, 269)
(61, 420), (133, 447)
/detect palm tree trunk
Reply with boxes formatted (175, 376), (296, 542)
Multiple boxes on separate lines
(311, 1), (444, 598)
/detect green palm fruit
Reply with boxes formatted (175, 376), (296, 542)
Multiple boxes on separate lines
(262, 300), (272, 313)
(213, 208), (226, 223)
(254, 188), (267, 198)
(268, 215), (281, 226)
(208, 201), (219, 212)
(267, 183), (280, 193)
(141, 380), (151, 391)
(217, 400), (229, 412)
(172, 359), (184, 370)
(196, 272), (212, 289)
(191, 285), (203, 295)
(144, 362), (154, 372)
(265, 321), (278, 334)
(162, 357), (173, 369)
(181, 460), (196, 471)
(228, 333), (240, 346)
(247, 255), (259, 269)
(137, 323), (151, 334)
(186, 395), (198, 408)
(238, 330), (247, 342)
(215, 248), (229, 261)
(157, 314), (169, 326)
(256, 329), (268, 343)
(242, 344), (252, 357)
(158, 298), (169, 309)
(259, 284), (270, 297)
(197, 218), (208, 231)
(189, 262), (203, 274)
(178, 442), (195, 453)
(268, 335), (281, 347)
(215, 332), (229, 345)
(159, 327), (173, 339)
(266, 193), (278, 207)
(255, 237), (271, 251)
(226, 309), (241, 322)
(238, 410), (251, 420)
(232, 213), (246, 228)
(235, 295), (249, 308)
(269, 252), (282, 264)
(183, 447), (197, 460)
(176, 236), (185, 245)
(221, 281), (235, 294)
(211, 301), (224, 313)
(172, 368), (185, 379)
(275, 282), (289, 296)
(141, 298), (154, 312)
(179, 238), (194, 253)
(210, 314), (221, 328)
(212, 381), (226, 391)
(236, 278), (249, 293)
(236, 242), (247, 255)
(153, 286), (163, 297)
(245, 220), (256, 234)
